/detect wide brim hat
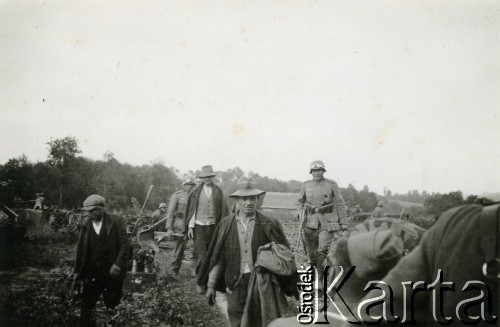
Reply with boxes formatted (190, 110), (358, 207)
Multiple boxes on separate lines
(230, 175), (266, 198)
(81, 194), (106, 211)
(197, 165), (216, 178)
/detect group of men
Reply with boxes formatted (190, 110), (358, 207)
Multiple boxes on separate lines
(72, 161), (348, 326)
(72, 160), (499, 326)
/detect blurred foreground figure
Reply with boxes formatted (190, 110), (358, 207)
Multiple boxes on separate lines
(73, 194), (131, 326)
(297, 160), (347, 279)
(355, 204), (499, 326)
(197, 176), (298, 327)
(268, 229), (404, 327)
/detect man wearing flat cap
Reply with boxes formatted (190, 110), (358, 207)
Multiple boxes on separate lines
(197, 176), (297, 327)
(73, 194), (131, 326)
(163, 176), (196, 275)
(297, 160), (347, 279)
(185, 165), (229, 280)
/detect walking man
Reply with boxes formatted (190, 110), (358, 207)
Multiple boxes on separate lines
(164, 177), (196, 275)
(73, 194), (131, 326)
(297, 160), (347, 277)
(197, 176), (298, 327)
(185, 165), (228, 281)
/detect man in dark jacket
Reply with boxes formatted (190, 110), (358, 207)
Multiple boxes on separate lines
(73, 194), (131, 326)
(197, 176), (297, 327)
(185, 165), (228, 281)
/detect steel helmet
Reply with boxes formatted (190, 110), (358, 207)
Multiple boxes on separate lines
(309, 160), (326, 174)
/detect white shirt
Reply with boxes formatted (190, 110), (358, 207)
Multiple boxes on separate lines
(92, 220), (103, 235)
(203, 184), (212, 198)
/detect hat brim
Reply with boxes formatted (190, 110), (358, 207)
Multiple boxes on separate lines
(197, 173), (216, 178)
(230, 189), (266, 198)
(182, 182), (196, 185)
(81, 205), (97, 211)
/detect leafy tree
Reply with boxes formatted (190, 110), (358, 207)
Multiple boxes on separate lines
(47, 137), (82, 206)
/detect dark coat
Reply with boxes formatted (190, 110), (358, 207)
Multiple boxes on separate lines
(197, 211), (299, 298)
(74, 212), (131, 278)
(184, 183), (228, 230)
(356, 205), (499, 326)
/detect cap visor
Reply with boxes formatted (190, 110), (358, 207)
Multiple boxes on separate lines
(81, 205), (96, 211)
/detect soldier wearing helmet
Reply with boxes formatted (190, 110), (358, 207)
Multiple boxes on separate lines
(163, 176), (197, 275)
(297, 160), (348, 279)
(150, 202), (168, 227)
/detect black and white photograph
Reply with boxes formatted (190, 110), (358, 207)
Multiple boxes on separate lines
(1, 1), (499, 326)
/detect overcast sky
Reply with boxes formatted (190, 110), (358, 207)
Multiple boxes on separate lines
(1, 0), (499, 196)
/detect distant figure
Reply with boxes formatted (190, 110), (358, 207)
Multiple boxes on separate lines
(150, 202), (167, 226)
(73, 194), (131, 326)
(371, 201), (385, 218)
(354, 204), (363, 214)
(33, 193), (44, 210)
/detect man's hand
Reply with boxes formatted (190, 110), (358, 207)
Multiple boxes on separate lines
(205, 287), (216, 306)
(187, 227), (194, 238)
(109, 264), (121, 277)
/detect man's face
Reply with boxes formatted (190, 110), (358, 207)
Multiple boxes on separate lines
(88, 206), (104, 222)
(182, 184), (194, 193)
(237, 196), (257, 215)
(160, 207), (166, 213)
(201, 176), (214, 186)
(311, 169), (325, 182)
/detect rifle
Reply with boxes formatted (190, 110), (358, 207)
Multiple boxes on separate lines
(295, 206), (306, 251)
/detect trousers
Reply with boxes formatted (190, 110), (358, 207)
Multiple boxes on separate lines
(193, 224), (216, 277)
(80, 268), (123, 326)
(303, 225), (341, 277)
(171, 234), (187, 274)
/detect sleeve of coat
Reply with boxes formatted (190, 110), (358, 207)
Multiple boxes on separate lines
(165, 193), (178, 230)
(113, 216), (131, 270)
(74, 225), (86, 275)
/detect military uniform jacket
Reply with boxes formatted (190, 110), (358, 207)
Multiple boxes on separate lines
(166, 190), (190, 233)
(297, 178), (347, 231)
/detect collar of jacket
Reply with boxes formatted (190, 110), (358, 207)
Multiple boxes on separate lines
(85, 211), (112, 237)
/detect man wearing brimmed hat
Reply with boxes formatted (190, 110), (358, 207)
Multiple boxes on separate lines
(73, 194), (131, 326)
(162, 176), (196, 275)
(197, 176), (297, 327)
(297, 160), (347, 279)
(185, 165), (228, 279)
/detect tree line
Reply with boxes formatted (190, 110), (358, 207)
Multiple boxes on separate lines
(0, 137), (492, 217)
